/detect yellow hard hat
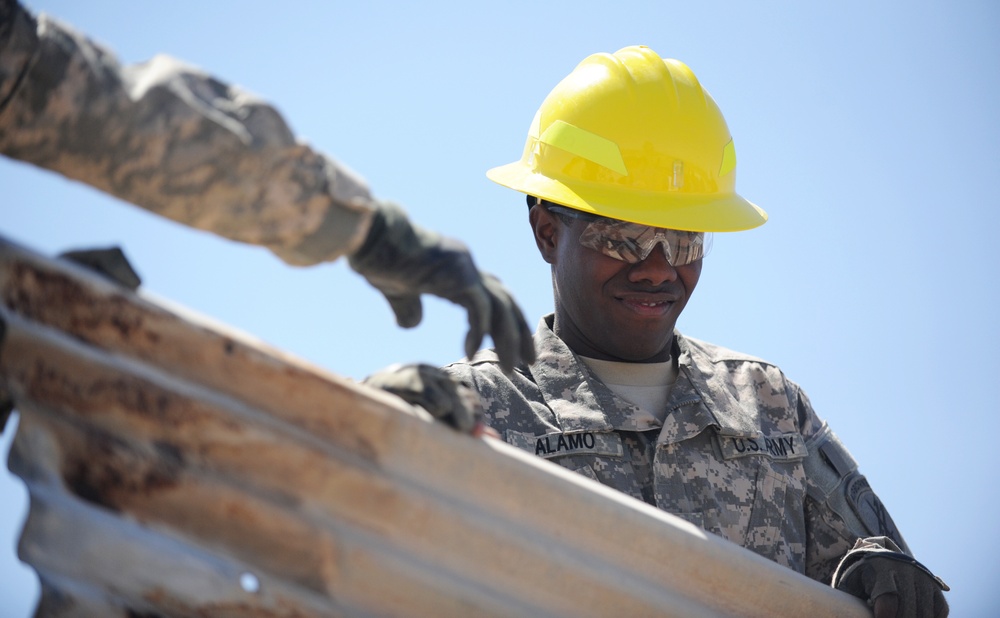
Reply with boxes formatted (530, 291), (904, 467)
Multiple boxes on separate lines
(487, 46), (767, 232)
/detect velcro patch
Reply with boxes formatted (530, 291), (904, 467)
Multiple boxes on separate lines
(507, 430), (624, 459)
(718, 432), (807, 461)
(846, 473), (905, 544)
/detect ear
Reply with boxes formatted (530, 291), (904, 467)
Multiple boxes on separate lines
(529, 204), (560, 265)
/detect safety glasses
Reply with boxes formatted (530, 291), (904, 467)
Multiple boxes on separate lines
(546, 205), (710, 266)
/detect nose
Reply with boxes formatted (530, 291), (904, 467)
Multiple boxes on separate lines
(627, 243), (677, 286)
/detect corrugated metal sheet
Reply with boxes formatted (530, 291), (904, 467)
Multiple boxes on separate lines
(0, 235), (870, 617)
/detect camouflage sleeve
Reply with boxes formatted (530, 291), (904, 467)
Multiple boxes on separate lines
(441, 357), (507, 426)
(442, 353), (552, 436)
(796, 386), (911, 583)
(0, 3), (373, 266)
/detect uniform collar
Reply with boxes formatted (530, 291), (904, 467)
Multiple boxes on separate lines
(673, 334), (763, 439)
(530, 315), (759, 442)
(529, 315), (615, 432)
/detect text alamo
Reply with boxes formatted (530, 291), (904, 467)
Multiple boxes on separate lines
(536, 432), (597, 456)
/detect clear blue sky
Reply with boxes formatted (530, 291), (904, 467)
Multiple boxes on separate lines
(2, 1), (998, 615)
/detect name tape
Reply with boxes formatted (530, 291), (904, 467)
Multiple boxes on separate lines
(508, 430), (624, 460)
(719, 432), (807, 461)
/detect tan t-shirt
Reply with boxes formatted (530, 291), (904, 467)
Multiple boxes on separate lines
(579, 356), (677, 425)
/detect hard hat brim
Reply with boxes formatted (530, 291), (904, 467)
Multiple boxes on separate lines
(487, 161), (768, 233)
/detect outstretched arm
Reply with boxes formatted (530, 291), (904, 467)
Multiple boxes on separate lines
(0, 1), (534, 371)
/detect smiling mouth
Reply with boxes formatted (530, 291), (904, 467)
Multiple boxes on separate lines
(618, 297), (674, 315)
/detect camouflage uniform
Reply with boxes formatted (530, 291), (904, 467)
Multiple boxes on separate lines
(0, 7), (372, 266)
(1, 2), (539, 373)
(445, 315), (908, 584)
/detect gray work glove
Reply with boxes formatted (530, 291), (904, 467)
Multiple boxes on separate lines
(363, 363), (488, 435)
(349, 201), (535, 373)
(0, 384), (11, 434)
(833, 537), (949, 618)
(0, 0), (18, 41)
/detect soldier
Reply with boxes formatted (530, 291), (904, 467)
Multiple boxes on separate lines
(367, 46), (950, 615)
(0, 0), (535, 382)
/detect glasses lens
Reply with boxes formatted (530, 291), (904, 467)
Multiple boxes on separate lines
(544, 205), (709, 265)
(578, 219), (708, 265)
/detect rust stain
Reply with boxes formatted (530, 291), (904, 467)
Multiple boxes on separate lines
(18, 354), (242, 435)
(3, 258), (390, 468)
(3, 261), (160, 346)
(60, 428), (183, 513)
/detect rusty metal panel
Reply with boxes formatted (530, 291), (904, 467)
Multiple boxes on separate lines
(0, 235), (871, 617)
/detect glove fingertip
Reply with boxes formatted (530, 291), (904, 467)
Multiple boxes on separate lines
(494, 333), (516, 371)
(399, 316), (421, 329)
(521, 332), (537, 366)
(465, 329), (483, 362)
(491, 350), (513, 375)
(491, 331), (516, 374)
(388, 295), (423, 328)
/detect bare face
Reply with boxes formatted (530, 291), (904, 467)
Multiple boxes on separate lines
(530, 205), (702, 362)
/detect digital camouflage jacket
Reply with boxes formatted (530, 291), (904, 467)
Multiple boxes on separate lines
(0, 6), (373, 266)
(445, 315), (909, 584)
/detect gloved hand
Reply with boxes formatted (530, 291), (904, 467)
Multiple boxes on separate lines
(0, 386), (11, 434)
(363, 363), (493, 436)
(348, 201), (535, 373)
(0, 0), (18, 36)
(833, 537), (949, 618)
